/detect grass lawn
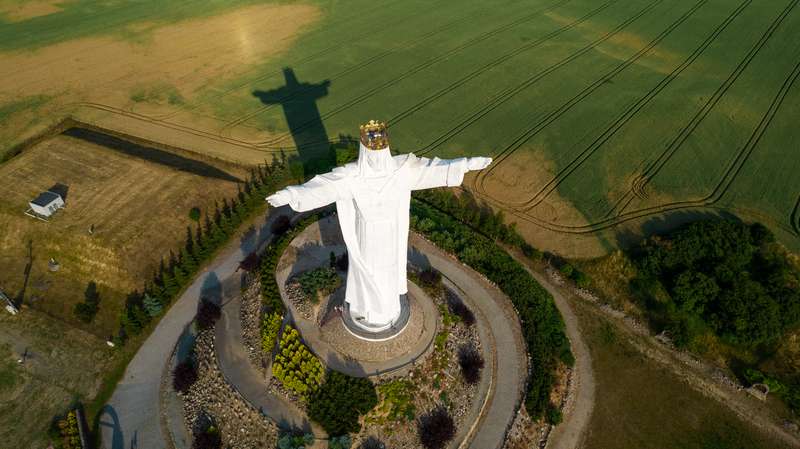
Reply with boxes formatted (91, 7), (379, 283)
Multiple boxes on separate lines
(0, 311), (118, 449)
(0, 128), (247, 336)
(574, 299), (792, 449)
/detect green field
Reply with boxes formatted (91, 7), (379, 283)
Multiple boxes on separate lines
(2, 0), (800, 254)
(574, 300), (793, 449)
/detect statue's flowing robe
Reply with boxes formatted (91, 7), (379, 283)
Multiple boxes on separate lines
(282, 149), (469, 328)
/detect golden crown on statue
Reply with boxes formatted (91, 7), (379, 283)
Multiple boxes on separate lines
(359, 119), (390, 150)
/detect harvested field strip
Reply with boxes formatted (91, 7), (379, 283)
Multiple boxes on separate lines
(249, 0), (583, 148)
(473, 48), (800, 234)
(609, 0), (800, 216)
(474, 0), (750, 210)
(413, 0), (667, 156)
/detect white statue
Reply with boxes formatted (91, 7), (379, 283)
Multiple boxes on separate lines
(267, 120), (491, 333)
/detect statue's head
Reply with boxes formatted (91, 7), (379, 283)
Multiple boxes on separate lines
(357, 120), (394, 175)
(359, 120), (389, 151)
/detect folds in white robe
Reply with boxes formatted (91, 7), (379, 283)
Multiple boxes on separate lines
(279, 144), (469, 330)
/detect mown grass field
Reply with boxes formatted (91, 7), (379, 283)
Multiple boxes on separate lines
(2, 0), (799, 255)
(0, 130), (246, 336)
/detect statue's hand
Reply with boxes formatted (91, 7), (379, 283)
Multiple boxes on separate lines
(266, 190), (291, 207)
(467, 157), (492, 171)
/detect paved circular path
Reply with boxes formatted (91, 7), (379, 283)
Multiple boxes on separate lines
(100, 209), (534, 449)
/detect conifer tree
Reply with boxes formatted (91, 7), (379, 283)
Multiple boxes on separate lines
(194, 222), (207, 261)
(131, 304), (151, 329)
(180, 246), (197, 274)
(143, 293), (163, 317)
(120, 307), (142, 335)
(185, 226), (194, 254)
(162, 266), (179, 298)
(229, 198), (242, 228)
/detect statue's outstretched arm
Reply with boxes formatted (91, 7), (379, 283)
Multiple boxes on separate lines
(409, 155), (492, 190)
(266, 174), (348, 212)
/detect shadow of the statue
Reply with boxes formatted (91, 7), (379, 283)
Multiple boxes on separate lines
(253, 67), (336, 177)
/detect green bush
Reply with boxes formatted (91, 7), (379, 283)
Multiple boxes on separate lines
(297, 267), (341, 302)
(546, 404), (563, 425)
(410, 199), (570, 421)
(308, 370), (378, 435)
(261, 311), (282, 354)
(277, 432), (314, 449)
(375, 379), (416, 422)
(272, 326), (324, 396)
(329, 435), (352, 449)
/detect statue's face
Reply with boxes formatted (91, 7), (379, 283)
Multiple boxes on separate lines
(364, 145), (391, 171)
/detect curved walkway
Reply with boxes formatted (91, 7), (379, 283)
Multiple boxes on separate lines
(409, 234), (529, 449)
(99, 211), (285, 449)
(518, 260), (595, 449)
(101, 209), (532, 449)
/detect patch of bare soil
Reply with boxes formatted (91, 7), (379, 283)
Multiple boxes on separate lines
(0, 3), (321, 161)
(0, 4), (320, 99)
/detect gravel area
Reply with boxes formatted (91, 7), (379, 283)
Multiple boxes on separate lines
(180, 328), (279, 449)
(319, 291), (428, 364)
(355, 286), (482, 448)
(240, 279), (266, 368)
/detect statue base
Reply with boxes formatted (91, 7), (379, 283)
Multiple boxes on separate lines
(342, 294), (411, 342)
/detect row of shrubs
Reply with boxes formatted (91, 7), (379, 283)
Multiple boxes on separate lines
(410, 198), (572, 422)
(112, 156), (291, 345)
(258, 212), (331, 315)
(412, 188), (542, 259)
(49, 409), (84, 449)
(272, 326), (325, 396)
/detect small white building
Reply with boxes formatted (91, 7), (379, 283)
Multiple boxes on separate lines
(29, 190), (64, 218)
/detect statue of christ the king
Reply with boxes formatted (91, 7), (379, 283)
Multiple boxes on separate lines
(266, 120), (492, 333)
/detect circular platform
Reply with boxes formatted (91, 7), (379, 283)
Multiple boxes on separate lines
(276, 216), (440, 372)
(342, 294), (412, 341)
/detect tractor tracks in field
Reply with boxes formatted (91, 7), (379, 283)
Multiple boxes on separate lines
(470, 0), (733, 207)
(247, 0), (579, 148)
(413, 0), (668, 158)
(607, 0), (800, 216)
(474, 46), (800, 235)
(480, 0), (752, 210)
(217, 3), (494, 134)
(791, 195), (800, 236)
